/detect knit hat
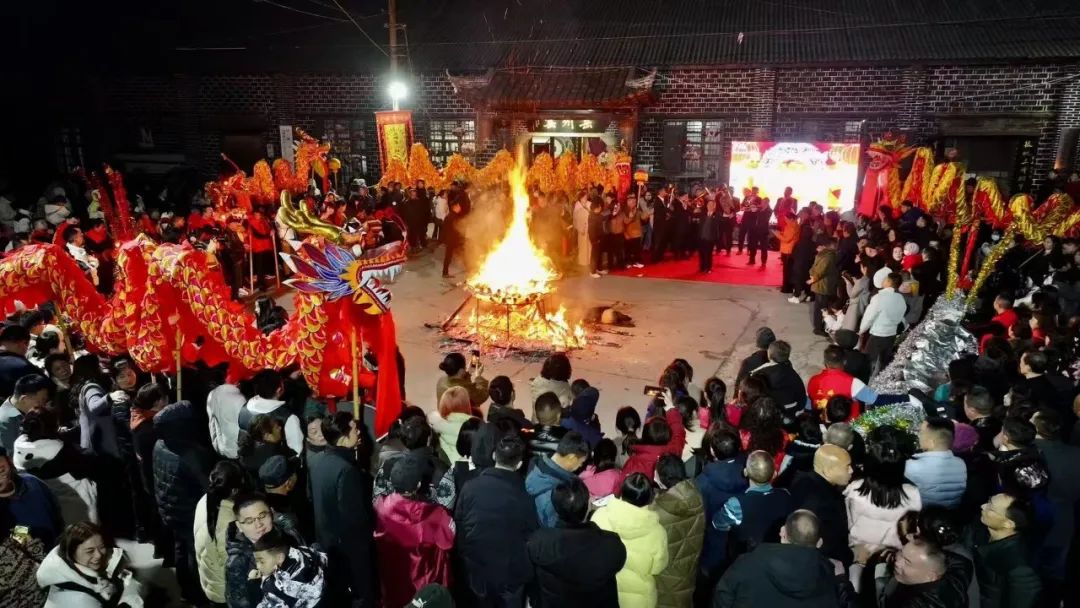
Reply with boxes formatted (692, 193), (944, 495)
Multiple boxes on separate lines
(409, 583), (453, 608)
(755, 327), (777, 349)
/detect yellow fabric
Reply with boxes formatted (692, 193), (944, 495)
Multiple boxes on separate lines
(592, 498), (670, 608)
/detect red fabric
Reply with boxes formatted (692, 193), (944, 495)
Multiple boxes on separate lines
(664, 408), (686, 456)
(992, 308), (1018, 331)
(724, 403), (744, 427)
(806, 368), (862, 421)
(620, 443), (673, 488)
(188, 214), (208, 232)
(249, 215), (274, 253)
(374, 493), (454, 608)
(611, 254), (784, 286)
(1032, 327), (1048, 347)
(901, 254), (922, 272)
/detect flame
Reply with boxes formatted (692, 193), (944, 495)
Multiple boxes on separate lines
(462, 158), (586, 350)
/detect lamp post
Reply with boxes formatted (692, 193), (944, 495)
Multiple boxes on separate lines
(388, 80), (407, 111)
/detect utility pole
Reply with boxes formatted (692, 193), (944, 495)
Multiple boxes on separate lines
(387, 0), (403, 109)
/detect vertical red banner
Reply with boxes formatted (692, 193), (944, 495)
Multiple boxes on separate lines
(375, 111), (415, 171)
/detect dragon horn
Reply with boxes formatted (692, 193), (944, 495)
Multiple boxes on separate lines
(278, 190), (342, 244)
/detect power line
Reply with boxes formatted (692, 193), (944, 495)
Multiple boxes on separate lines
(253, 0), (347, 22)
(328, 0), (390, 57)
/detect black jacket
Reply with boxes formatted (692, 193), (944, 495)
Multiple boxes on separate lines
(789, 471), (853, 567)
(308, 445), (375, 606)
(751, 361), (807, 421)
(152, 401), (215, 531)
(527, 520), (626, 608)
(876, 549), (971, 608)
(455, 466), (538, 595)
(0, 351), (42, 401)
(975, 534), (1041, 608)
(713, 543), (841, 608)
(735, 350), (769, 389)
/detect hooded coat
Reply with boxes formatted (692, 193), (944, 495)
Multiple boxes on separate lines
(561, 386), (603, 448)
(12, 436), (99, 526)
(525, 455), (579, 528)
(712, 543), (840, 608)
(695, 456), (748, 573)
(224, 512), (304, 608)
(36, 544), (143, 608)
(373, 492), (455, 608)
(652, 480), (705, 608)
(257, 545), (327, 608)
(528, 520), (627, 608)
(592, 497), (670, 608)
(152, 401), (216, 531)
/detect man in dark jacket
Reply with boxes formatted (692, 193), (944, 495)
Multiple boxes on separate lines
(528, 480), (626, 608)
(455, 432), (538, 606)
(1032, 409), (1080, 599)
(974, 493), (1042, 608)
(0, 324), (41, 402)
(874, 537), (971, 608)
(734, 327), (775, 388)
(308, 411), (375, 607)
(527, 392), (568, 466)
(713, 510), (843, 607)
(789, 445), (853, 568)
(694, 431), (748, 606)
(225, 492), (306, 608)
(153, 400), (216, 605)
(525, 432), (587, 528)
(750, 341), (807, 426)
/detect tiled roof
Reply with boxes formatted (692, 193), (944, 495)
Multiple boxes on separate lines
(448, 68), (655, 110)
(401, 0), (1080, 69)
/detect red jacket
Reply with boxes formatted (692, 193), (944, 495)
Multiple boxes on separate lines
(249, 215), (274, 253)
(619, 408), (685, 488)
(806, 368), (864, 421)
(374, 493), (454, 607)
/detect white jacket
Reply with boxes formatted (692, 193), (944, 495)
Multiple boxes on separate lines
(12, 436), (98, 525)
(859, 287), (908, 338)
(45, 203), (71, 227)
(207, 384), (245, 459)
(37, 544), (143, 608)
(245, 395), (303, 455)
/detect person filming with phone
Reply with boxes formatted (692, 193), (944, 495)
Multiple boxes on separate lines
(435, 351), (489, 409)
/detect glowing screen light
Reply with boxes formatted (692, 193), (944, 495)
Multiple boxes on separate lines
(728, 141), (862, 213)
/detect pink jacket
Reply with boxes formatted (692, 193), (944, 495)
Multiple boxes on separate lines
(844, 479), (922, 549)
(374, 493), (455, 607)
(580, 465), (622, 499)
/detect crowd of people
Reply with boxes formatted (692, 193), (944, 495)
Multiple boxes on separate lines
(1, 171), (1080, 608)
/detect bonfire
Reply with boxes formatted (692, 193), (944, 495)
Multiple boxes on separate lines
(441, 160), (586, 352)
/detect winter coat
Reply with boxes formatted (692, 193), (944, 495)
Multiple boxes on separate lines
(713, 543), (840, 608)
(0, 533), (48, 608)
(225, 512), (304, 608)
(0, 398), (25, 455)
(845, 479), (922, 549)
(373, 493), (455, 608)
(529, 376), (574, 409)
(734, 350), (768, 389)
(904, 450), (967, 508)
(257, 545), (327, 608)
(581, 465), (622, 499)
(428, 410), (474, 464)
(525, 455), (578, 528)
(435, 372), (489, 408)
(842, 277), (872, 332)
(152, 401), (215, 531)
(307, 445), (375, 605)
(12, 436), (99, 525)
(454, 467), (539, 595)
(809, 249), (839, 296)
(0, 351), (41, 401)
(76, 381), (121, 459)
(621, 443), (676, 488)
(695, 456), (748, 573)
(194, 495), (234, 604)
(36, 544), (143, 608)
(207, 383), (245, 459)
(750, 361), (807, 420)
(875, 549), (972, 608)
(789, 471), (852, 566)
(241, 396), (303, 456)
(652, 480), (705, 608)
(778, 221), (799, 255)
(561, 386), (603, 448)
(528, 520), (627, 608)
(592, 497), (669, 608)
(975, 535), (1041, 608)
(527, 424), (568, 463)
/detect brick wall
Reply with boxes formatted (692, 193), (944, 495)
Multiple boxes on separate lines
(85, 63), (1080, 194)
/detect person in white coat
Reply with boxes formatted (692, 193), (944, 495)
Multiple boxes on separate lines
(207, 383), (246, 459)
(36, 521), (144, 608)
(573, 191), (592, 268)
(12, 408), (100, 526)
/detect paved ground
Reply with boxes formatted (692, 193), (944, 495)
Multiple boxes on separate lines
(387, 247), (829, 426)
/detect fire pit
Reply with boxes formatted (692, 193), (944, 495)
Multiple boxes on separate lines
(439, 162), (586, 353)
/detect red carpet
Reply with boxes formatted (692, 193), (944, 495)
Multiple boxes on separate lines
(611, 251), (785, 287)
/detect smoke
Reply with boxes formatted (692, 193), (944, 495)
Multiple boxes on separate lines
(457, 183), (515, 269)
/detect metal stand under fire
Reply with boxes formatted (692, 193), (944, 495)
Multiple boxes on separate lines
(439, 292), (563, 353)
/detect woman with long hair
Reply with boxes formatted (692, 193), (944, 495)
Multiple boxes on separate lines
(194, 461), (252, 605)
(36, 521), (143, 607)
(737, 396), (789, 476)
(845, 425), (921, 551)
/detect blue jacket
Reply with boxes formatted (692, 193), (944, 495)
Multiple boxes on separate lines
(561, 387), (603, 448)
(694, 456), (748, 572)
(8, 472), (62, 547)
(904, 450), (967, 508)
(525, 455), (578, 528)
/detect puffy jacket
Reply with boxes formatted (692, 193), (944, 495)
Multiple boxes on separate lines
(652, 480), (705, 608)
(373, 493), (455, 608)
(206, 384), (245, 459)
(194, 495), (234, 604)
(778, 221), (799, 255)
(428, 410), (473, 463)
(152, 401), (215, 530)
(845, 479), (922, 549)
(76, 381), (121, 459)
(581, 465), (622, 499)
(904, 451), (967, 508)
(225, 512), (304, 608)
(809, 249), (839, 296)
(525, 455), (578, 528)
(750, 361), (807, 419)
(530, 376), (574, 408)
(528, 520), (627, 608)
(695, 456), (748, 572)
(713, 543), (840, 608)
(561, 387), (603, 448)
(592, 497), (670, 608)
(975, 534), (1041, 608)
(12, 436), (98, 526)
(36, 544), (143, 608)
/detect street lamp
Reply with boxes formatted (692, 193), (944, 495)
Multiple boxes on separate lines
(388, 80), (407, 111)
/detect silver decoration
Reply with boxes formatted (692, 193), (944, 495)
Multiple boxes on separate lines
(869, 296), (977, 395)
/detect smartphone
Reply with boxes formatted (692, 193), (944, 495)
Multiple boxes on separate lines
(643, 385), (663, 397)
(469, 349), (481, 370)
